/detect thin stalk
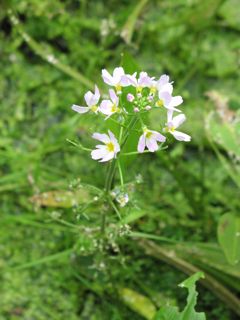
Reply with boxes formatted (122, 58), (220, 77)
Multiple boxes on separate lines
(117, 160), (124, 189)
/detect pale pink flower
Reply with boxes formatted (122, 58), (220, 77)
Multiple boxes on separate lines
(99, 89), (120, 118)
(91, 130), (120, 162)
(165, 111), (191, 142)
(102, 67), (129, 93)
(72, 85), (100, 114)
(127, 71), (152, 92)
(156, 89), (183, 112)
(149, 74), (172, 94)
(138, 128), (166, 153)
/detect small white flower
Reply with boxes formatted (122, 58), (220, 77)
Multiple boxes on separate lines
(138, 127), (166, 153)
(99, 89), (120, 118)
(156, 89), (183, 112)
(91, 130), (120, 162)
(72, 85), (100, 114)
(116, 193), (129, 207)
(102, 67), (129, 93)
(149, 74), (172, 95)
(127, 71), (152, 92)
(165, 111), (191, 142)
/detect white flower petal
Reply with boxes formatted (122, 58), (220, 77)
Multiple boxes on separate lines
(102, 69), (114, 85)
(137, 134), (146, 153)
(71, 105), (89, 114)
(113, 67), (124, 82)
(172, 114), (186, 128)
(84, 91), (93, 106)
(100, 151), (115, 162)
(92, 132), (110, 143)
(109, 89), (119, 105)
(91, 147), (108, 160)
(169, 96), (183, 107)
(171, 130), (191, 142)
(99, 100), (113, 115)
(146, 137), (158, 152)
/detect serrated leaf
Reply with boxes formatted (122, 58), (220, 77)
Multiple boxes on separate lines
(217, 213), (240, 265)
(154, 273), (206, 320)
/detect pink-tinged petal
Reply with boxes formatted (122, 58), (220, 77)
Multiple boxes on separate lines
(159, 82), (173, 94)
(137, 134), (146, 153)
(91, 147), (108, 160)
(113, 67), (124, 82)
(92, 132), (110, 143)
(99, 100), (113, 115)
(167, 109), (174, 123)
(127, 74), (138, 87)
(71, 105), (89, 114)
(146, 137), (158, 152)
(160, 91), (172, 106)
(172, 114), (186, 128)
(152, 131), (166, 142)
(84, 91), (93, 106)
(100, 151), (115, 162)
(158, 74), (169, 86)
(109, 89), (119, 105)
(169, 96), (183, 107)
(102, 69), (114, 85)
(120, 75), (130, 86)
(89, 85), (100, 105)
(171, 130), (191, 142)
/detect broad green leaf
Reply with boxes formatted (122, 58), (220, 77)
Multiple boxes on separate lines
(154, 273), (205, 320)
(118, 287), (156, 320)
(217, 213), (240, 265)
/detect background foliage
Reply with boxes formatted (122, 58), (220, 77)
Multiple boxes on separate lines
(0, 0), (240, 319)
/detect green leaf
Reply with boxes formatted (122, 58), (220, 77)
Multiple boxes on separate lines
(154, 273), (206, 320)
(217, 213), (240, 265)
(218, 0), (240, 31)
(118, 287), (156, 320)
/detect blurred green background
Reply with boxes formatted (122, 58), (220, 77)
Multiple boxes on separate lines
(0, 0), (240, 319)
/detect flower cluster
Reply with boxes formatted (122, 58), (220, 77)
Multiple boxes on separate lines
(71, 67), (191, 162)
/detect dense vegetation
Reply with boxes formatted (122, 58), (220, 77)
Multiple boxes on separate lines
(1, 0), (239, 319)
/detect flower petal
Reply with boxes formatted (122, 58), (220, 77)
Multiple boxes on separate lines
(113, 67), (124, 82)
(92, 132), (110, 143)
(91, 147), (108, 160)
(169, 96), (183, 107)
(109, 89), (119, 105)
(172, 114), (186, 128)
(99, 100), (113, 115)
(102, 69), (114, 85)
(84, 91), (93, 106)
(71, 105), (89, 114)
(146, 137), (158, 152)
(100, 151), (115, 162)
(137, 134), (146, 153)
(171, 130), (191, 142)
(152, 131), (166, 142)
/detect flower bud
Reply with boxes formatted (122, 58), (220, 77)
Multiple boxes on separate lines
(145, 105), (151, 111)
(127, 93), (135, 102)
(134, 107), (140, 113)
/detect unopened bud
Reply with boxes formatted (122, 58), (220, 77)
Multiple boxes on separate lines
(145, 105), (151, 111)
(134, 107), (140, 113)
(127, 93), (134, 102)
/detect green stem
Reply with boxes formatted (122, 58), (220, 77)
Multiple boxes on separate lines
(117, 160), (124, 189)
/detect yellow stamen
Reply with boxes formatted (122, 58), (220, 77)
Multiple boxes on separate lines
(137, 86), (143, 93)
(150, 87), (156, 94)
(91, 105), (98, 112)
(156, 99), (164, 107)
(111, 104), (120, 113)
(115, 84), (122, 93)
(146, 131), (153, 139)
(165, 126), (175, 133)
(106, 142), (114, 152)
